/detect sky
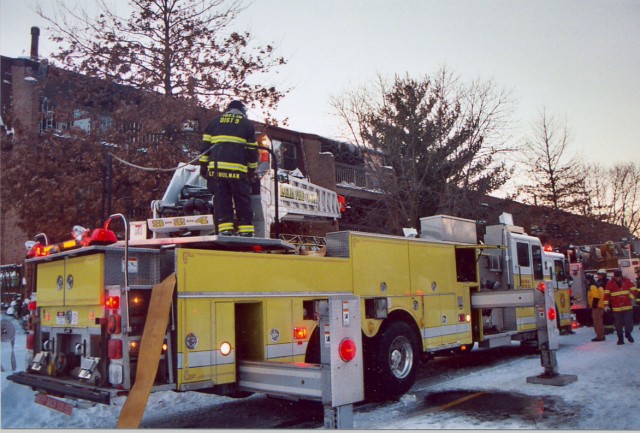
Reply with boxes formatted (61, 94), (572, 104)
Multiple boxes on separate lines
(1, 0), (639, 168)
(2, 311), (640, 429)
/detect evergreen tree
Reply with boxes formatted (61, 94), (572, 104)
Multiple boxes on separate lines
(332, 68), (514, 231)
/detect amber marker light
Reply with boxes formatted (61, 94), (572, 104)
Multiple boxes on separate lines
(294, 327), (307, 340)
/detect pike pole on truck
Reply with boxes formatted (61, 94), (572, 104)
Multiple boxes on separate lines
(8, 138), (568, 424)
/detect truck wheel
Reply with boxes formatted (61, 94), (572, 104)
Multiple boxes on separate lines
(365, 320), (420, 401)
(304, 327), (320, 364)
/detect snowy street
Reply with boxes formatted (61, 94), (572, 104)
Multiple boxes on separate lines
(2, 313), (639, 429)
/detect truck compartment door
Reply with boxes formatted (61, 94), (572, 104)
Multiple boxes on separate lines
(179, 299), (213, 386)
(214, 301), (236, 383)
(64, 255), (104, 306)
(36, 260), (65, 307)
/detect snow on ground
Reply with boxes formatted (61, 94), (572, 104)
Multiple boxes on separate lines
(2, 311), (640, 430)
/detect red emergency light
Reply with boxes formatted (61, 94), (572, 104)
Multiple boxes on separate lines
(543, 244), (553, 252)
(547, 308), (557, 321)
(86, 228), (118, 245)
(25, 221), (117, 258)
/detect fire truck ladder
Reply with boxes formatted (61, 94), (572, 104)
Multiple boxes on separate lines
(276, 175), (340, 219)
(144, 165), (340, 239)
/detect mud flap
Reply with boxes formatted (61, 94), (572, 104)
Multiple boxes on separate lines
(117, 273), (176, 429)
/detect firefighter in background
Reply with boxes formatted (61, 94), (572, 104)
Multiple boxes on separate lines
(200, 100), (258, 237)
(595, 269), (615, 335)
(586, 273), (605, 342)
(600, 241), (617, 268)
(604, 269), (638, 345)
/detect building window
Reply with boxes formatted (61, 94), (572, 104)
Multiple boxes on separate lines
(39, 97), (55, 133)
(182, 119), (199, 131)
(99, 115), (113, 132)
(272, 139), (298, 171)
(73, 109), (91, 132)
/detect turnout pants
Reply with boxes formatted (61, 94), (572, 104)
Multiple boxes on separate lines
(209, 175), (254, 234)
(592, 307), (605, 340)
(613, 310), (634, 340)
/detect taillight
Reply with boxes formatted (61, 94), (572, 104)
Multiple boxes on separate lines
(105, 296), (120, 309)
(28, 301), (37, 311)
(548, 308), (557, 321)
(294, 327), (307, 340)
(107, 314), (121, 334)
(538, 282), (546, 292)
(26, 334), (35, 350)
(338, 338), (356, 362)
(108, 340), (123, 359)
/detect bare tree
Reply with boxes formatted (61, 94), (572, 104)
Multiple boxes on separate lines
(596, 162), (640, 237)
(582, 162), (612, 220)
(331, 68), (514, 231)
(517, 109), (589, 212)
(37, 0), (287, 114)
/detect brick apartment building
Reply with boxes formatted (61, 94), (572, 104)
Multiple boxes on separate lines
(0, 27), (397, 266)
(1, 27), (634, 271)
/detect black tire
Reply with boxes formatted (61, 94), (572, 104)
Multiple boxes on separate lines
(364, 320), (420, 401)
(305, 327), (320, 364)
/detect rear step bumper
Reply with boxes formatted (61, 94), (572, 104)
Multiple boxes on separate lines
(7, 372), (113, 405)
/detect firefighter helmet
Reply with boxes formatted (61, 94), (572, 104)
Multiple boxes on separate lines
(227, 100), (246, 115)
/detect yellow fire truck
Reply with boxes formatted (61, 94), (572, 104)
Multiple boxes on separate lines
(543, 250), (573, 334)
(9, 206), (562, 420)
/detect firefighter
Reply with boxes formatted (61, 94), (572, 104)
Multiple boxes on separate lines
(200, 100), (258, 237)
(604, 269), (638, 345)
(595, 269), (614, 335)
(586, 273), (605, 341)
